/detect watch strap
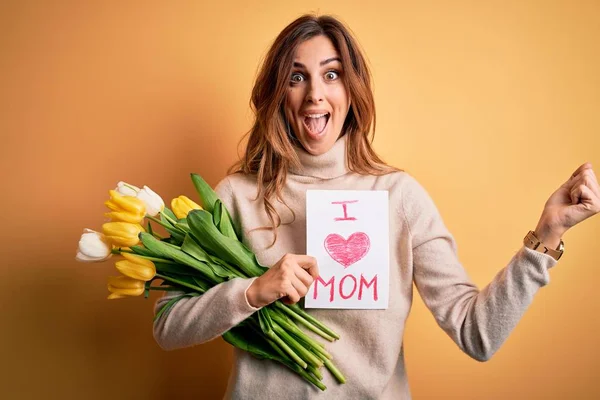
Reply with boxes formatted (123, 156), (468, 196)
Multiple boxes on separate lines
(523, 230), (564, 261)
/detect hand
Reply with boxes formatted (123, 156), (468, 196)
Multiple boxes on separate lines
(535, 162), (600, 246)
(246, 254), (319, 308)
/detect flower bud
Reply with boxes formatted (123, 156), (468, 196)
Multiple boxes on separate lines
(105, 190), (146, 224)
(136, 186), (164, 217)
(102, 222), (145, 247)
(171, 195), (202, 219)
(107, 275), (145, 299)
(115, 253), (156, 281)
(115, 181), (140, 197)
(75, 228), (112, 262)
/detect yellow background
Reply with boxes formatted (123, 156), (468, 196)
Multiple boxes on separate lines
(1, 0), (598, 399)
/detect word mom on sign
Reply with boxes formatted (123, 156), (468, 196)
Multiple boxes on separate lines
(305, 190), (389, 309)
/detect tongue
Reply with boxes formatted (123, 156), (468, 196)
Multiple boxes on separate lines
(305, 116), (327, 134)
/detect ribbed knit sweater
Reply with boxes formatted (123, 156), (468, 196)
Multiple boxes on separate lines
(153, 134), (558, 399)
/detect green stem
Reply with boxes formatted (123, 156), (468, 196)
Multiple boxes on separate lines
(272, 322), (323, 368)
(272, 312), (325, 348)
(111, 247), (133, 254)
(110, 249), (178, 264)
(264, 329), (307, 369)
(259, 329), (326, 391)
(146, 286), (183, 291)
(155, 273), (203, 293)
(324, 359), (346, 384)
(151, 231), (163, 239)
(274, 302), (336, 341)
(158, 211), (183, 230)
(288, 303), (340, 340)
(307, 364), (323, 381)
(146, 214), (174, 230)
(287, 328), (333, 361)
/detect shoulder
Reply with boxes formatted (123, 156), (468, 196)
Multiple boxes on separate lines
(372, 170), (429, 198)
(214, 172), (259, 201)
(372, 170), (440, 220)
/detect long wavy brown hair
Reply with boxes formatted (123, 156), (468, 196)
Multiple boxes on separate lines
(229, 14), (402, 247)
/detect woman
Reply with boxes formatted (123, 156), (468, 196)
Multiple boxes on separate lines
(153, 14), (600, 399)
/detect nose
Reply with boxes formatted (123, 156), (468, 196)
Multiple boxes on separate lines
(305, 79), (324, 103)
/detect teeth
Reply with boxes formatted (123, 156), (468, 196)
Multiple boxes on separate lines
(305, 113), (329, 118)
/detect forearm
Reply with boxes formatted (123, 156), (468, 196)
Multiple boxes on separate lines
(153, 277), (260, 350)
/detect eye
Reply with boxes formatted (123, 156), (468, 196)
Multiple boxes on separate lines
(325, 70), (339, 80)
(290, 73), (304, 84)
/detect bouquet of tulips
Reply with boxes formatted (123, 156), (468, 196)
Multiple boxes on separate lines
(76, 173), (345, 390)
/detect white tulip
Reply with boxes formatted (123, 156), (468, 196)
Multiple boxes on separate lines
(136, 185), (165, 217)
(115, 181), (140, 197)
(76, 228), (113, 262)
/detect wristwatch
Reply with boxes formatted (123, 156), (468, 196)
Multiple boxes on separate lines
(523, 230), (564, 261)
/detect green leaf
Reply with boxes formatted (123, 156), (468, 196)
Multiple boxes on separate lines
(191, 276), (213, 293)
(154, 262), (197, 276)
(187, 209), (267, 277)
(180, 234), (241, 280)
(153, 293), (198, 322)
(191, 173), (219, 214)
(130, 246), (156, 257)
(161, 207), (178, 222)
(140, 232), (225, 285)
(215, 199), (238, 240)
(213, 201), (222, 226)
(222, 324), (280, 362)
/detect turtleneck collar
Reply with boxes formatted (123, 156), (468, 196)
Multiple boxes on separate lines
(288, 134), (350, 180)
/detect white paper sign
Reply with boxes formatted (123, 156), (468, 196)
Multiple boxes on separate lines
(305, 190), (389, 309)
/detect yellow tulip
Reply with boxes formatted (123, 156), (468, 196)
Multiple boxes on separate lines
(107, 275), (145, 299)
(105, 190), (146, 223)
(102, 222), (145, 247)
(171, 195), (203, 219)
(115, 253), (156, 281)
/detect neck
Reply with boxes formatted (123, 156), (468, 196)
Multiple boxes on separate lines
(289, 134), (349, 179)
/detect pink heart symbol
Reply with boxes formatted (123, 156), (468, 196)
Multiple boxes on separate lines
(324, 232), (371, 268)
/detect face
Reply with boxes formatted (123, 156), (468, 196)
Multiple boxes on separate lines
(284, 35), (350, 155)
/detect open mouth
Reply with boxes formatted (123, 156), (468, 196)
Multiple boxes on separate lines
(302, 113), (330, 138)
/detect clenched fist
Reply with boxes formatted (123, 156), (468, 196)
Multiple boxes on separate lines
(246, 254), (319, 308)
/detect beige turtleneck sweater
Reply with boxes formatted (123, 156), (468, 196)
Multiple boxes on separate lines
(153, 135), (558, 399)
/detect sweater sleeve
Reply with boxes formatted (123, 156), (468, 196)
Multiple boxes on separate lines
(401, 174), (558, 361)
(152, 176), (261, 351)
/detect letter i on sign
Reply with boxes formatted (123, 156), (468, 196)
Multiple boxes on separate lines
(305, 190), (390, 309)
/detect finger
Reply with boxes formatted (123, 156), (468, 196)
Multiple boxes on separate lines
(282, 282), (301, 304)
(293, 265), (314, 288)
(583, 169), (600, 198)
(572, 172), (600, 200)
(569, 162), (593, 182)
(293, 255), (319, 280)
(290, 275), (309, 298)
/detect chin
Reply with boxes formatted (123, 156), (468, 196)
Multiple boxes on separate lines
(298, 132), (339, 155)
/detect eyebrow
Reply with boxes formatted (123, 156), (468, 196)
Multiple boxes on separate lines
(292, 57), (342, 69)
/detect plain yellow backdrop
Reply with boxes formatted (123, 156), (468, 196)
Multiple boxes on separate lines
(1, 0), (598, 399)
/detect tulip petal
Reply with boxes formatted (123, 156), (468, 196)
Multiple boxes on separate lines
(108, 284), (145, 296)
(137, 186), (165, 217)
(76, 251), (112, 262)
(116, 255), (156, 281)
(108, 275), (145, 289)
(180, 195), (202, 210)
(104, 211), (145, 224)
(108, 190), (146, 215)
(76, 229), (112, 263)
(106, 235), (140, 248)
(115, 181), (140, 197)
(107, 292), (128, 299)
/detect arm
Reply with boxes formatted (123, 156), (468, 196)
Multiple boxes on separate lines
(152, 176), (261, 350)
(402, 175), (558, 361)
